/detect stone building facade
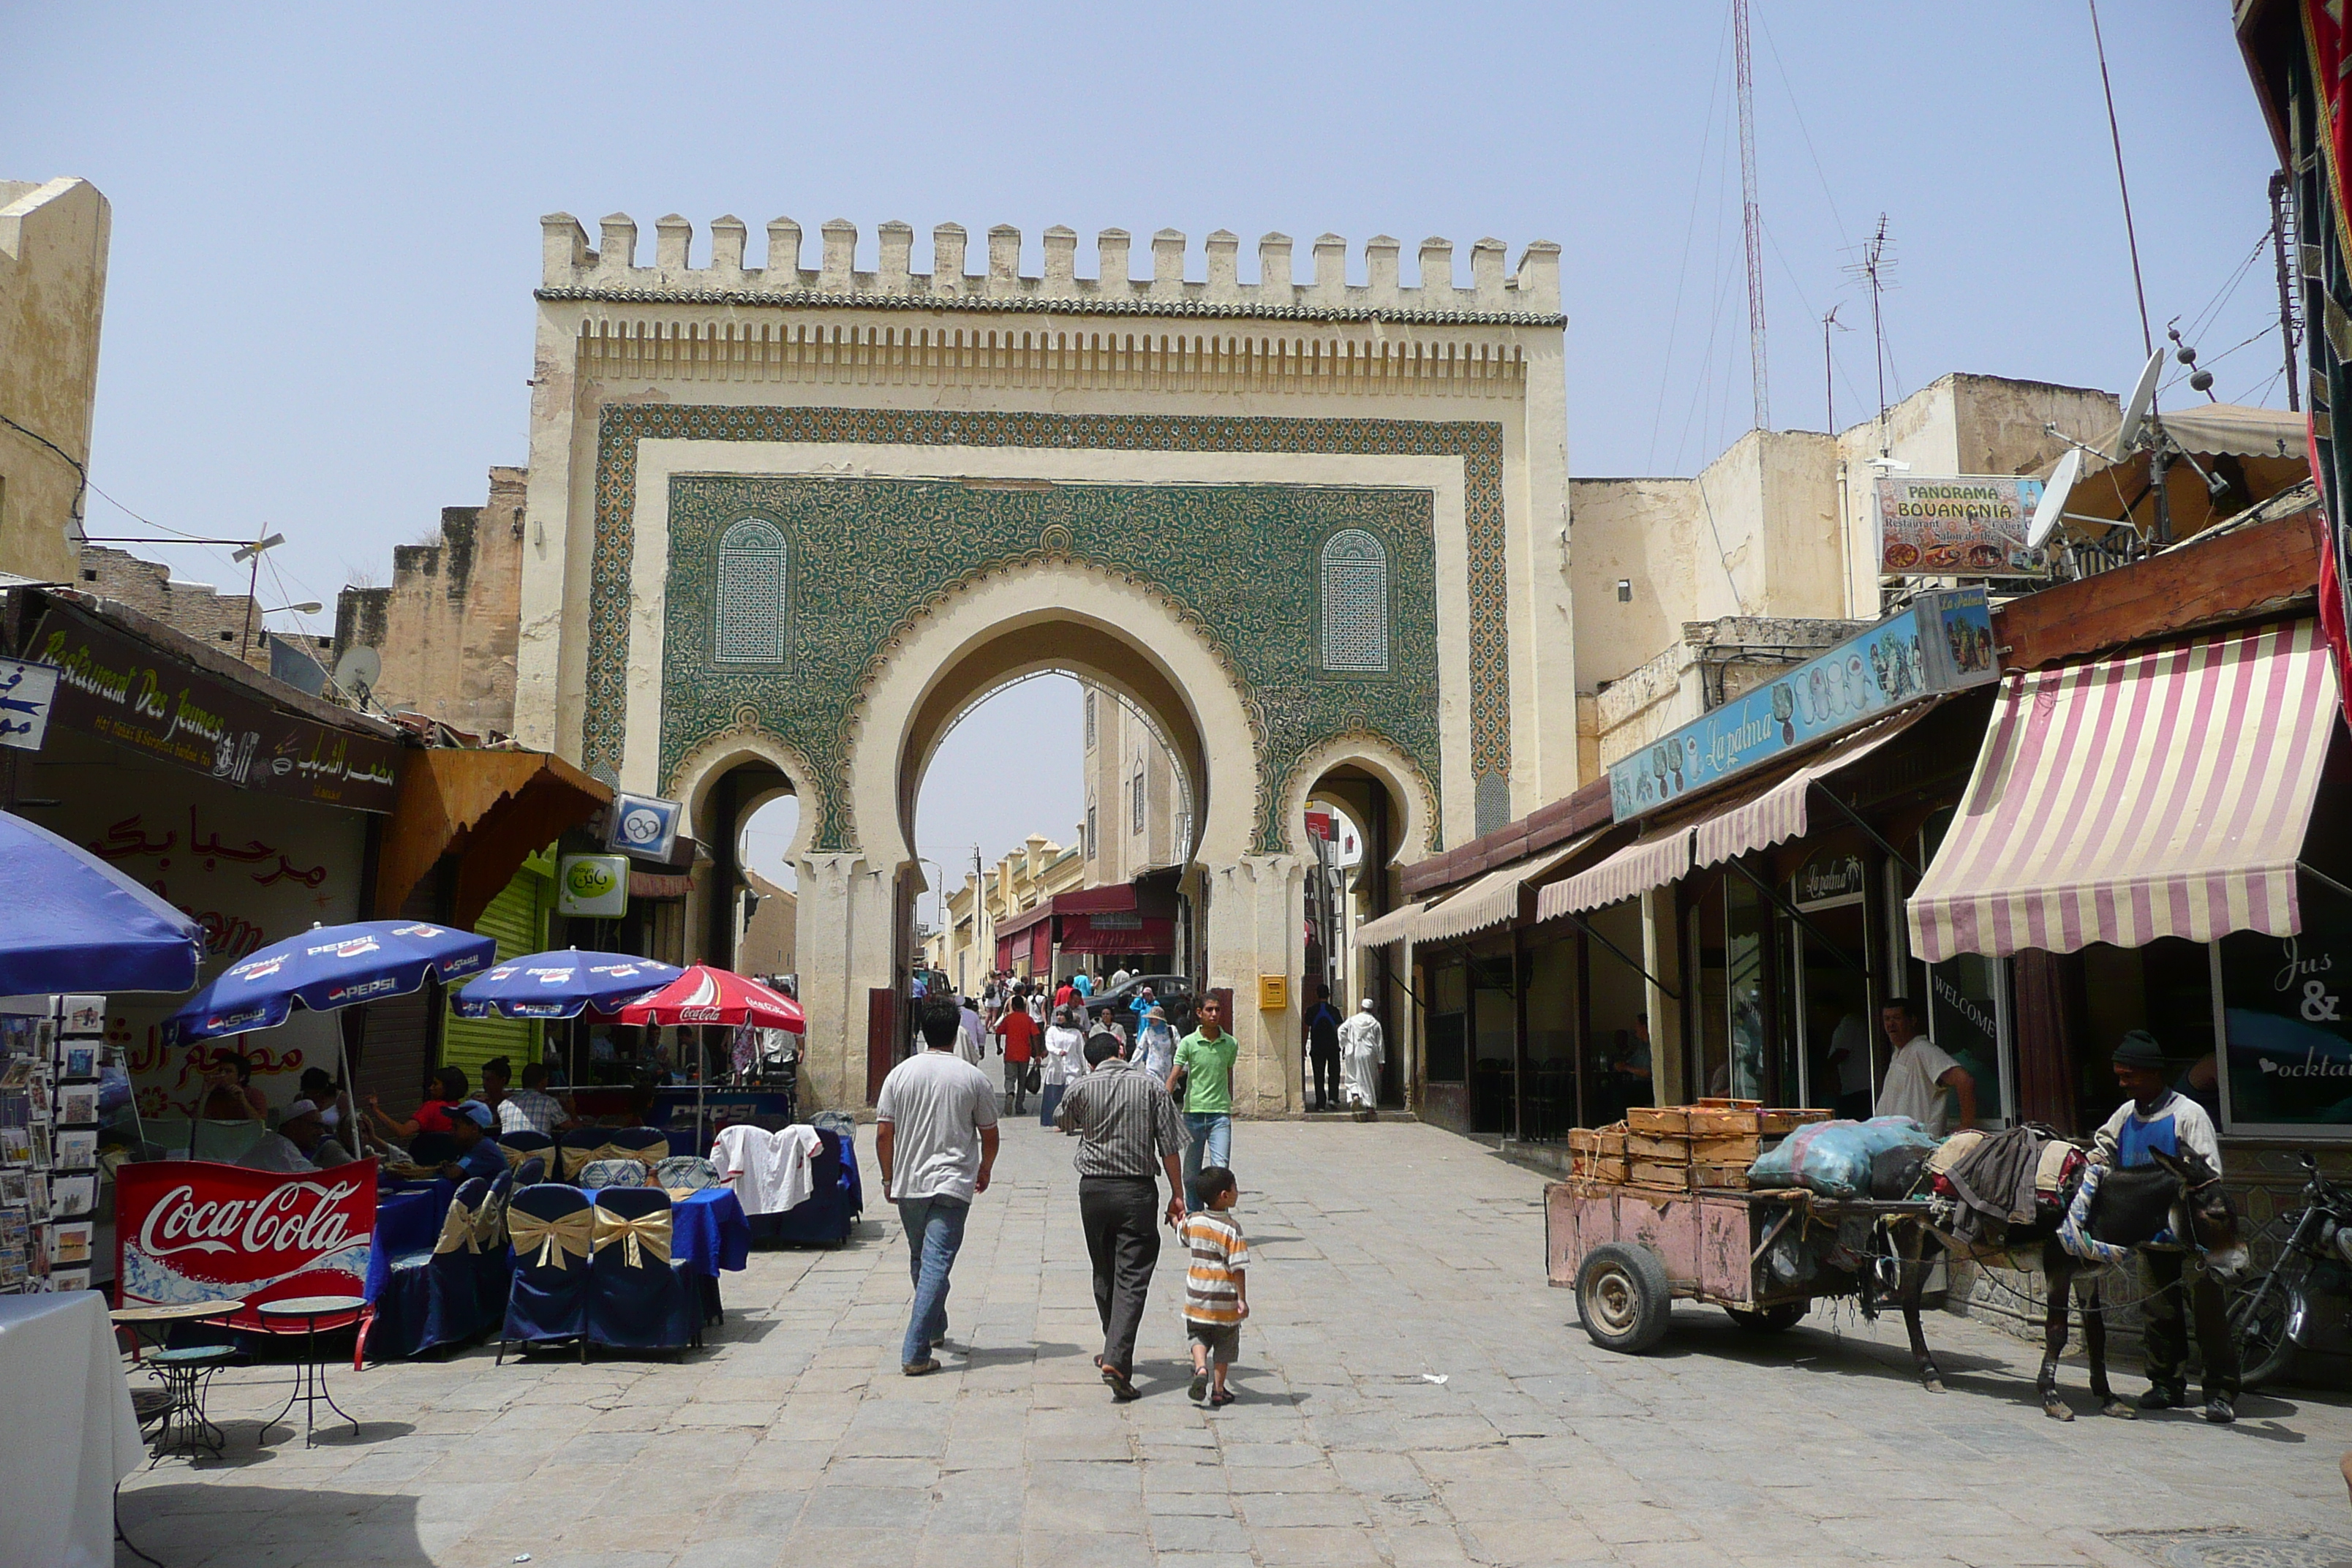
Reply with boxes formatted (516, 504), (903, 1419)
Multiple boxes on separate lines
(1080, 680), (1185, 889)
(332, 466), (527, 735)
(1, 176), (109, 585)
(73, 546), (333, 676)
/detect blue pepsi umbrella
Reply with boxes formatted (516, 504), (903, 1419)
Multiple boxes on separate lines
(162, 919), (496, 1044)
(451, 949), (682, 1020)
(0, 810), (203, 994)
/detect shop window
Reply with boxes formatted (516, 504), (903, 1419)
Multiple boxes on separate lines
(1721, 872), (1769, 1101)
(1319, 528), (1390, 674)
(1522, 937), (1578, 1139)
(714, 519), (788, 666)
(2216, 873), (2352, 1134)
(1471, 953), (1518, 1135)
(1425, 960), (1469, 1082)
(1790, 846), (1873, 1116)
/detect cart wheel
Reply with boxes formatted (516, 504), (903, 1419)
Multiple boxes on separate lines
(1576, 1243), (1673, 1353)
(1725, 1303), (1808, 1334)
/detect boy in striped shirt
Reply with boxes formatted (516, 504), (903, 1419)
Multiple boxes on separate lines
(1180, 1166), (1249, 1406)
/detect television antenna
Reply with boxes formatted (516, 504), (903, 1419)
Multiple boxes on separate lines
(331, 646), (381, 704)
(2026, 448), (2084, 552)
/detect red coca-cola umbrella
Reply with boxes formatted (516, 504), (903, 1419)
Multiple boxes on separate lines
(613, 965), (804, 1032)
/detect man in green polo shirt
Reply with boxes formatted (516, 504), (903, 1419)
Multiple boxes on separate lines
(1167, 995), (1238, 1213)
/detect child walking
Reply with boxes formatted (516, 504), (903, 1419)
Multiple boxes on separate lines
(1180, 1166), (1249, 1407)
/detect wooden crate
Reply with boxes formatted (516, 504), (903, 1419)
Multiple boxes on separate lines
(1629, 1160), (1692, 1190)
(1691, 1161), (1751, 1190)
(1689, 1134), (1761, 1164)
(1572, 1155), (1629, 1183)
(1759, 1107), (1833, 1135)
(1693, 1097), (1761, 1109)
(1569, 1126), (1631, 1158)
(1626, 1107), (1689, 1137)
(1626, 1132), (1693, 1164)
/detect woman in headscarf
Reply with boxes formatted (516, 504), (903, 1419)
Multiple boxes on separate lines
(1136, 1005), (1179, 1083)
(1040, 1005), (1088, 1129)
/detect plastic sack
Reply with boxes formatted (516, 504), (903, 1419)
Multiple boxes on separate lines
(1746, 1116), (1937, 1199)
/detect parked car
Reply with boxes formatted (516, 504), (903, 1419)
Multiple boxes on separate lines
(1085, 973), (1195, 1033)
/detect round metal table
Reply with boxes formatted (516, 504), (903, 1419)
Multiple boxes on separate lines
(255, 1294), (365, 1447)
(108, 1300), (245, 1465)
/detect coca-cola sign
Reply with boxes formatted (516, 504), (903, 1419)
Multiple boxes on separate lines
(117, 1160), (376, 1331)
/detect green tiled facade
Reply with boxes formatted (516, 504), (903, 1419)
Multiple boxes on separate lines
(583, 404), (1508, 852)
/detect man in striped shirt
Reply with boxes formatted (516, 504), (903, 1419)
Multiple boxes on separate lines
(1055, 1033), (1187, 1400)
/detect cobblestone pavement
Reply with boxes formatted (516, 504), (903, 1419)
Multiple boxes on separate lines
(118, 1120), (2352, 1568)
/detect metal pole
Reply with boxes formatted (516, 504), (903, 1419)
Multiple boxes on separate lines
(2272, 170), (2303, 414)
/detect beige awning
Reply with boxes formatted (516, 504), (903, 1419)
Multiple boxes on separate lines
(1352, 901), (1428, 951)
(1689, 706), (1938, 871)
(1538, 829), (1692, 921)
(1410, 839), (1592, 946)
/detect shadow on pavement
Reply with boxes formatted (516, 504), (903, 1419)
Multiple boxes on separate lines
(117, 1483), (431, 1567)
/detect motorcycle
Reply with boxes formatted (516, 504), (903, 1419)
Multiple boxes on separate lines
(2227, 1151), (2352, 1390)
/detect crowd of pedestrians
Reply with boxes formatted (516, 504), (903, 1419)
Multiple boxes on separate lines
(874, 966), (1259, 1406)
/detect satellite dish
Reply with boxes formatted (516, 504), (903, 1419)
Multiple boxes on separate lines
(2027, 448), (2084, 551)
(332, 646), (381, 696)
(2112, 347), (2165, 458)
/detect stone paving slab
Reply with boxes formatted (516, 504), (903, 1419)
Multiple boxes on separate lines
(116, 1120), (2352, 1566)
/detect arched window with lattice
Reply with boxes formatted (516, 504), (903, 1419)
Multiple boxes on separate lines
(715, 519), (789, 666)
(1319, 528), (1390, 674)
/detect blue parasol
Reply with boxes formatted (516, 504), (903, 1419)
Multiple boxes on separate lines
(0, 810), (204, 994)
(450, 949), (682, 1020)
(162, 919), (496, 1044)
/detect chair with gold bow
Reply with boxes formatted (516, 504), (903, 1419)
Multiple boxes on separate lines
(558, 1128), (610, 1182)
(497, 1183), (595, 1364)
(584, 1186), (699, 1357)
(469, 1170), (517, 1325)
(413, 1177), (497, 1354)
(606, 1126), (672, 1172)
(498, 1130), (556, 1174)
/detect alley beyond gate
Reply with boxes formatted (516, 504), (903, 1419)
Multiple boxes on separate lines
(118, 1122), (2352, 1568)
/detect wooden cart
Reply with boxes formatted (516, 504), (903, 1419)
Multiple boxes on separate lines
(1545, 1177), (1930, 1353)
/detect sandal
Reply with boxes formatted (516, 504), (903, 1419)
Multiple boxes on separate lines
(1209, 1389), (1235, 1408)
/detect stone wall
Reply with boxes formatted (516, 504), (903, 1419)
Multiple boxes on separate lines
(0, 177), (109, 585)
(74, 546), (332, 676)
(333, 466), (526, 736)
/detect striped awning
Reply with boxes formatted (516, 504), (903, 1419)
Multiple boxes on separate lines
(1538, 828), (1692, 921)
(1410, 839), (1591, 946)
(1907, 619), (2339, 961)
(1690, 706), (1937, 871)
(1352, 901), (1427, 951)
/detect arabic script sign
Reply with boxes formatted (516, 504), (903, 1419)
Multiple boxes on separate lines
(29, 603), (400, 811)
(116, 1160), (376, 1331)
(0, 656), (60, 751)
(1607, 589), (1998, 821)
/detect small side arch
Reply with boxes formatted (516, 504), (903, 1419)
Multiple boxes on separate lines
(1274, 730), (1435, 866)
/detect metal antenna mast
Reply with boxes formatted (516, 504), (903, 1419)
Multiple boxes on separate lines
(1735, 0), (1768, 430)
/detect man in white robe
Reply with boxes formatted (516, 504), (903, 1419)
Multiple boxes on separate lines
(1338, 1000), (1385, 1114)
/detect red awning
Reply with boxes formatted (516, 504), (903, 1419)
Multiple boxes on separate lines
(994, 902), (1054, 940)
(1054, 884), (1137, 915)
(1030, 923), (1050, 972)
(1058, 914), (1175, 955)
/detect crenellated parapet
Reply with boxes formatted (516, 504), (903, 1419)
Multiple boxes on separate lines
(538, 214), (1561, 325)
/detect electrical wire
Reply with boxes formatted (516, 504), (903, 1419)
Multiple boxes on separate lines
(1646, 7), (1736, 474)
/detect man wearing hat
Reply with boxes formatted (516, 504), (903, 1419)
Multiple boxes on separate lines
(235, 1098), (359, 1174)
(439, 1101), (507, 1185)
(2092, 1028), (2237, 1423)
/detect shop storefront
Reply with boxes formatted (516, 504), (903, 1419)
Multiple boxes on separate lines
(4, 591), (402, 1125)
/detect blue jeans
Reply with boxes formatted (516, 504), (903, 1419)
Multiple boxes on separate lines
(1182, 1112), (1232, 1212)
(895, 1194), (969, 1365)
(1039, 1082), (1066, 1128)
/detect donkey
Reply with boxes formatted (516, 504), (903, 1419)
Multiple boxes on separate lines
(1888, 1145), (2246, 1420)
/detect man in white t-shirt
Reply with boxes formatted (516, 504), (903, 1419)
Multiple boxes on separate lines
(1872, 998), (1975, 1137)
(875, 995), (1000, 1376)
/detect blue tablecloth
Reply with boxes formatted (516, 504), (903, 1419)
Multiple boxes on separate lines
(362, 1180), (742, 1303)
(365, 1179), (455, 1303)
(671, 1187), (749, 1278)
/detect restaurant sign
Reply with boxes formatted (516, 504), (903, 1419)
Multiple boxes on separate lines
(116, 1160), (377, 1333)
(26, 603), (400, 812)
(1876, 474), (2050, 578)
(1608, 589), (1998, 821)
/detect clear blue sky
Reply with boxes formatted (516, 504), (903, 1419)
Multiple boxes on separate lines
(7, 1), (2286, 884)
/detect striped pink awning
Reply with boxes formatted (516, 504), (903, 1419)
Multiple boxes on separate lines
(1538, 829), (1692, 921)
(1907, 619), (2339, 962)
(1690, 708), (1934, 871)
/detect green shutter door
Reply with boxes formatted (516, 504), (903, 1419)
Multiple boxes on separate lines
(440, 864), (549, 1087)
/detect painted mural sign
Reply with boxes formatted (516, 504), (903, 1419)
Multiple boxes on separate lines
(1875, 474), (2049, 578)
(116, 1161), (376, 1332)
(1607, 589), (1997, 822)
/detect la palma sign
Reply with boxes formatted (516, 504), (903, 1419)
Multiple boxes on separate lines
(116, 1161), (377, 1331)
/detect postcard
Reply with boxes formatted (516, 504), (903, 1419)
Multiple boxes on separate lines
(61, 1047), (94, 1080)
(59, 998), (103, 1038)
(57, 1086), (97, 1125)
(49, 1221), (91, 1265)
(49, 1175), (93, 1217)
(0, 1059), (28, 1091)
(51, 1130), (96, 1169)
(0, 1128), (29, 1164)
(0, 1169), (23, 1205)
